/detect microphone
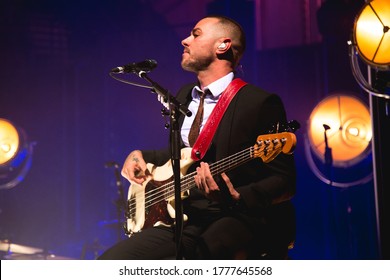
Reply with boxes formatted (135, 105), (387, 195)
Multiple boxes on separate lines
(110, 59), (157, 74)
(323, 124), (331, 148)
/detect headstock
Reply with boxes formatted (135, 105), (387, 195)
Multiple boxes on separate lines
(253, 120), (300, 163)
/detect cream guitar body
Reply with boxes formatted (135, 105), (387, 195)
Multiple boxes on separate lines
(124, 131), (297, 237)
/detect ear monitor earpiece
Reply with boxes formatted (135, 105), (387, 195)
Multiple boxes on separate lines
(218, 43), (226, 49)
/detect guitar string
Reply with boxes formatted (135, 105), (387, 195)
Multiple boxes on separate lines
(131, 145), (260, 213)
(145, 133), (284, 203)
(126, 146), (254, 215)
(126, 134), (294, 233)
(127, 135), (289, 216)
(164, 146), (256, 199)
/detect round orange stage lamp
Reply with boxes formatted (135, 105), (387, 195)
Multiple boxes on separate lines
(308, 94), (372, 168)
(0, 118), (20, 165)
(353, 0), (390, 68)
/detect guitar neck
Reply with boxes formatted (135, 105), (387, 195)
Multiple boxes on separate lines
(179, 146), (254, 193)
(162, 131), (296, 199)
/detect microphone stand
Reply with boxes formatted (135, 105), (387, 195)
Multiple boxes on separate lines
(137, 70), (191, 260)
(323, 124), (333, 186)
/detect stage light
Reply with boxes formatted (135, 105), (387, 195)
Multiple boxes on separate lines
(0, 119), (20, 165)
(305, 93), (373, 187)
(349, 0), (390, 98)
(308, 94), (372, 167)
(0, 119), (34, 190)
(350, 0), (390, 259)
(353, 0), (390, 69)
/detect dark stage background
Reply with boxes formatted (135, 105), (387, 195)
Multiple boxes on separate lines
(0, 0), (380, 259)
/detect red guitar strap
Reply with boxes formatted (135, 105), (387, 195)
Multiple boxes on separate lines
(191, 78), (248, 161)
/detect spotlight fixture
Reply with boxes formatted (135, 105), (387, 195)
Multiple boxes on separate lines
(0, 119), (34, 190)
(0, 119), (20, 166)
(305, 93), (373, 187)
(308, 94), (372, 167)
(350, 0), (390, 259)
(353, 0), (390, 69)
(349, 0), (390, 98)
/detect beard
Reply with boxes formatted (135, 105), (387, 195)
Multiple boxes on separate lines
(181, 54), (213, 73)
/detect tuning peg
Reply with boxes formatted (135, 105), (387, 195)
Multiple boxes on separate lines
(287, 120), (301, 132)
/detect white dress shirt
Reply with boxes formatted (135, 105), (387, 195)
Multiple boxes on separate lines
(181, 72), (234, 147)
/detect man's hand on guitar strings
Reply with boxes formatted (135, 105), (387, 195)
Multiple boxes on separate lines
(194, 162), (240, 202)
(121, 150), (148, 184)
(221, 172), (240, 201)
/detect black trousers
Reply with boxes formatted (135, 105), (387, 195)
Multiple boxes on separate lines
(98, 201), (295, 260)
(97, 216), (257, 260)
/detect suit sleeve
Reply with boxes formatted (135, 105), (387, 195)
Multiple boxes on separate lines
(222, 86), (297, 210)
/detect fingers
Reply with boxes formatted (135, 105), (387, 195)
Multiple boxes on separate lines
(121, 150), (147, 184)
(221, 172), (240, 201)
(194, 164), (241, 202)
(194, 162), (219, 194)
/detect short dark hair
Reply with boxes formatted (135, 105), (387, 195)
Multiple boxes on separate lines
(205, 15), (246, 65)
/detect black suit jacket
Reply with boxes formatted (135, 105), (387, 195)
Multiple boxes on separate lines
(143, 79), (296, 224)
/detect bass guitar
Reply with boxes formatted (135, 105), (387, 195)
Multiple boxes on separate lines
(124, 128), (297, 237)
